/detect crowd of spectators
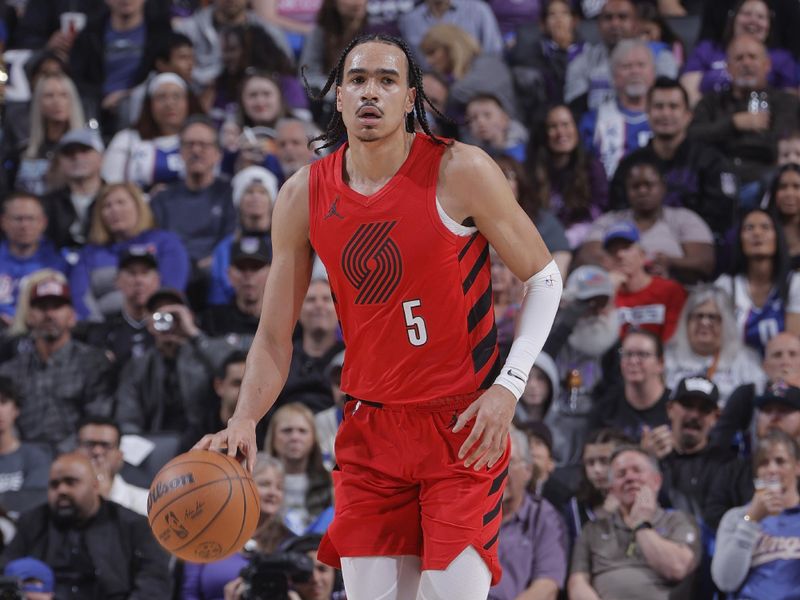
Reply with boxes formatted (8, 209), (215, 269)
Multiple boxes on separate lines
(0, 0), (796, 598)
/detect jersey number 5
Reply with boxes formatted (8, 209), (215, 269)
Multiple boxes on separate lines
(402, 300), (428, 346)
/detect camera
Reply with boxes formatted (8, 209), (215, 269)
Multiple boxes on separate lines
(239, 551), (314, 600)
(152, 311), (175, 333)
(0, 577), (23, 600)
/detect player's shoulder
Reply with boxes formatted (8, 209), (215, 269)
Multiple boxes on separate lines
(439, 140), (501, 182)
(276, 165), (311, 203)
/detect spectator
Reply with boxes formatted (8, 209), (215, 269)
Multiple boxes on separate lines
(0, 274), (113, 450)
(567, 446), (701, 600)
(182, 453), (295, 600)
(716, 208), (800, 355)
(0, 452), (172, 598)
(203, 236), (270, 337)
(635, 2), (685, 67)
(275, 117), (321, 178)
(419, 24), (518, 120)
(507, 0), (582, 129)
(777, 131), (800, 167)
(68, 0), (172, 136)
(681, 0), (799, 107)
(314, 350), (344, 471)
(488, 427), (567, 600)
(211, 24), (304, 125)
(237, 70), (296, 136)
(208, 165), (277, 306)
(398, 0), (503, 65)
(274, 279), (343, 414)
(114, 288), (233, 450)
(0, 193), (68, 324)
(3, 557), (55, 600)
(4, 73), (85, 196)
(665, 284), (766, 403)
(11, 0), (101, 53)
(579, 39), (655, 179)
(526, 105), (608, 249)
(298, 0), (369, 96)
(705, 381), (800, 529)
(264, 403), (333, 534)
(75, 416), (148, 516)
(75, 247), (160, 367)
(251, 0), (322, 55)
(643, 376), (736, 520)
(175, 0), (292, 88)
(715, 332), (800, 451)
(564, 429), (631, 546)
(689, 35), (800, 195)
(565, 0), (677, 114)
(463, 94), (528, 163)
(489, 248), (520, 358)
(102, 73), (203, 191)
(523, 421), (573, 514)
(712, 430), (800, 597)
(591, 328), (670, 442)
(580, 157), (715, 285)
(515, 352), (559, 428)
(605, 222), (687, 342)
(764, 163), (800, 269)
(40, 127), (104, 251)
(0, 376), (51, 494)
(206, 350), (249, 436)
(150, 116), (238, 280)
(494, 155), (571, 276)
(69, 183), (189, 321)
(544, 265), (620, 465)
(610, 77), (738, 242)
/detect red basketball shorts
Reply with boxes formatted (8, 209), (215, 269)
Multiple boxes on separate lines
(317, 392), (510, 585)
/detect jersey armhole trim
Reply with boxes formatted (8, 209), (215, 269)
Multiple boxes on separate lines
(436, 196), (478, 237)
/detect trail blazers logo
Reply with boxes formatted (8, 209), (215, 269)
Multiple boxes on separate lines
(342, 221), (403, 304)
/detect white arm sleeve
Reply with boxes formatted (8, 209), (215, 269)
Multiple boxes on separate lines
(493, 259), (562, 400)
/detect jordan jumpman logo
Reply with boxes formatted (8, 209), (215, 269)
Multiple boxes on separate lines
(324, 196), (345, 220)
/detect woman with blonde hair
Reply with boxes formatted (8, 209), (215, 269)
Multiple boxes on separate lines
(6, 73), (85, 195)
(69, 183), (189, 320)
(264, 402), (333, 534)
(9, 269), (69, 337)
(419, 24), (517, 120)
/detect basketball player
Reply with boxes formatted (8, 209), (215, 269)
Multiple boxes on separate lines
(195, 34), (562, 600)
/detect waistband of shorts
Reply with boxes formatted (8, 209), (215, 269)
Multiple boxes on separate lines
(344, 391), (483, 412)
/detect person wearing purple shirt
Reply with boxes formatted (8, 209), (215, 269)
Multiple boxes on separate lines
(488, 427), (568, 600)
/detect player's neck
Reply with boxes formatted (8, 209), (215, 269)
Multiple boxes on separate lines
(344, 132), (415, 194)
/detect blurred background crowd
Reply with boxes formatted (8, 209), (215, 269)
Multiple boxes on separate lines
(0, 0), (795, 598)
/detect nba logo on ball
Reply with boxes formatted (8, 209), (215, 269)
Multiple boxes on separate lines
(147, 450), (260, 562)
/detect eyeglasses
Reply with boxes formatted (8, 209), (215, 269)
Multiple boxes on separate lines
(618, 349), (656, 361)
(689, 312), (722, 324)
(78, 440), (117, 451)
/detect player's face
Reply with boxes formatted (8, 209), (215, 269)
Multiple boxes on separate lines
(336, 42), (416, 143)
(273, 413), (315, 462)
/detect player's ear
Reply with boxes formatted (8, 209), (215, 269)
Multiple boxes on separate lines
(336, 85), (343, 113)
(406, 86), (416, 114)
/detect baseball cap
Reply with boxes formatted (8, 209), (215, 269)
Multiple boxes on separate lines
(671, 376), (720, 409)
(57, 127), (105, 154)
(756, 380), (800, 412)
(5, 557), (55, 593)
(29, 278), (71, 306)
(146, 287), (188, 312)
(119, 245), (158, 270)
(565, 265), (614, 301)
(603, 221), (640, 248)
(232, 165), (279, 207)
(231, 236), (272, 268)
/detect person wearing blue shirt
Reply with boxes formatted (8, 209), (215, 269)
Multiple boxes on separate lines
(0, 193), (69, 324)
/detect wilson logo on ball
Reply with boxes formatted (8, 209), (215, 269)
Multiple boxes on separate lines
(147, 472), (195, 513)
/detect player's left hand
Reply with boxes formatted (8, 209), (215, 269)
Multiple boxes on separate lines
(453, 385), (516, 470)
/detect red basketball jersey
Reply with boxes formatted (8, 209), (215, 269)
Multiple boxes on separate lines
(309, 134), (500, 404)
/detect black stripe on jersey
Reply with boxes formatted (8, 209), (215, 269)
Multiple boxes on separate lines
(488, 466), (509, 496)
(472, 323), (498, 373)
(462, 243), (489, 294)
(467, 283), (493, 333)
(483, 531), (499, 550)
(483, 497), (502, 525)
(458, 232), (480, 261)
(479, 354), (503, 390)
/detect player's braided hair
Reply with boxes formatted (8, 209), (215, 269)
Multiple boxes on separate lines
(302, 33), (451, 152)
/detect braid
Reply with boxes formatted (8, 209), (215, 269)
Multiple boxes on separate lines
(302, 33), (453, 153)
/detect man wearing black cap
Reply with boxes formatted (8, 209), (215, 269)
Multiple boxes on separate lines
(77, 247), (161, 368)
(0, 276), (113, 451)
(705, 381), (800, 530)
(115, 287), (235, 449)
(202, 236), (271, 338)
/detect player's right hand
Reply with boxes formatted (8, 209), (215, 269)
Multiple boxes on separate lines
(193, 417), (258, 474)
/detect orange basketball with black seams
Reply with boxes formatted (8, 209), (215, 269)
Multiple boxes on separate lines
(147, 450), (260, 562)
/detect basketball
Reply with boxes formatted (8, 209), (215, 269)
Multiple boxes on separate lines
(147, 450), (260, 562)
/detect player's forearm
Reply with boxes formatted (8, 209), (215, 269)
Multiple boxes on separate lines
(232, 333), (294, 423)
(636, 530), (695, 581)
